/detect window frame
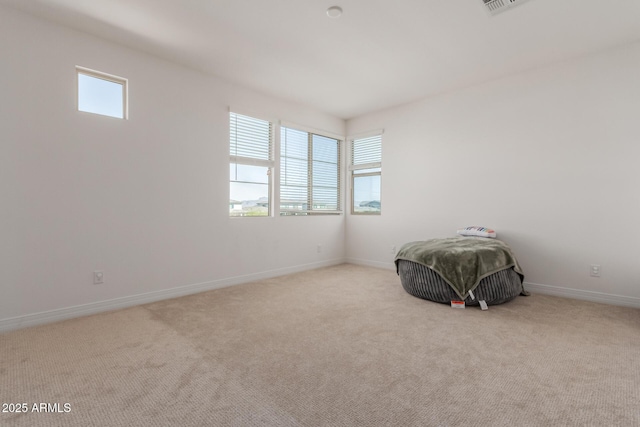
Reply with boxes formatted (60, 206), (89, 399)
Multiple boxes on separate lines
(349, 131), (383, 215)
(229, 110), (275, 218)
(76, 66), (128, 120)
(279, 122), (343, 216)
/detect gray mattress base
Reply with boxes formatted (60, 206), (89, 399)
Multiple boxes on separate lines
(397, 260), (523, 306)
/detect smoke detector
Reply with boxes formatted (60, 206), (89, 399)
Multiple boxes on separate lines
(482, 0), (532, 16)
(326, 6), (343, 18)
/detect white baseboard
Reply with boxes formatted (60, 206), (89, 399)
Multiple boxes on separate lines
(524, 281), (640, 309)
(0, 258), (345, 334)
(5, 260), (636, 334)
(346, 257), (396, 270)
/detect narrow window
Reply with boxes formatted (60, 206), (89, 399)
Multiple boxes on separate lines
(350, 134), (382, 214)
(280, 127), (341, 215)
(229, 112), (274, 217)
(77, 66), (127, 119)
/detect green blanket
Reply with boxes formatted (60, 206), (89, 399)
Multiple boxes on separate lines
(394, 237), (526, 300)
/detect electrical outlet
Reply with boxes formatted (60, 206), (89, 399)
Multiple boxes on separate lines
(391, 245), (396, 254)
(590, 265), (601, 278)
(317, 244), (322, 253)
(93, 271), (104, 285)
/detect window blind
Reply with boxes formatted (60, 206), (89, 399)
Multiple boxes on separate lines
(350, 133), (382, 215)
(229, 112), (272, 163)
(312, 134), (340, 211)
(351, 134), (382, 167)
(229, 111), (273, 217)
(280, 127), (309, 207)
(281, 127), (341, 214)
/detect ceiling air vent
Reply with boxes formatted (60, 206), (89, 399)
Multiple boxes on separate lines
(482, 0), (532, 16)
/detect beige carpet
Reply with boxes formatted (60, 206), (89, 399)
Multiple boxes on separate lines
(1, 264), (639, 426)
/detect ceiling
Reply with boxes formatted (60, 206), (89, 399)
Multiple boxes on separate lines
(3, 0), (640, 119)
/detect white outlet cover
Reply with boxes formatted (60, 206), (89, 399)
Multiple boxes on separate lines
(94, 271), (104, 284)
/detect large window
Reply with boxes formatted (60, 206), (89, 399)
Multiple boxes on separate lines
(77, 66), (127, 119)
(350, 133), (382, 214)
(229, 112), (274, 217)
(280, 126), (341, 215)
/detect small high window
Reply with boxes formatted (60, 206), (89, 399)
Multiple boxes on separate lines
(77, 66), (128, 119)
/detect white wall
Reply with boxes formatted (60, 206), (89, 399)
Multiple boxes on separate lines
(0, 6), (346, 329)
(346, 41), (640, 303)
